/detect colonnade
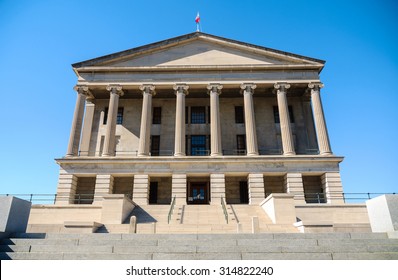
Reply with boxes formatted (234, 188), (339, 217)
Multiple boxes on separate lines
(66, 82), (332, 157)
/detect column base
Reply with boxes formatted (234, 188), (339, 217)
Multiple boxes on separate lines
(174, 153), (186, 157)
(210, 153), (223, 157)
(283, 151), (296, 156)
(247, 152), (259, 156)
(101, 153), (114, 157)
(320, 151), (333, 156)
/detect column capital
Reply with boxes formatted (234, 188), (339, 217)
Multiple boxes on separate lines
(139, 84), (156, 96)
(73, 85), (93, 97)
(173, 84), (189, 95)
(274, 82), (291, 92)
(106, 84), (124, 96)
(207, 83), (223, 95)
(240, 83), (257, 94)
(308, 82), (324, 91)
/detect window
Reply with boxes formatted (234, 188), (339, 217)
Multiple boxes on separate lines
(151, 135), (160, 156)
(236, 135), (246, 155)
(117, 108), (124, 124)
(103, 107), (124, 125)
(103, 108), (108, 125)
(191, 135), (207, 155)
(191, 106), (206, 124)
(273, 106), (294, 123)
(235, 106), (244, 123)
(152, 107), (162, 124)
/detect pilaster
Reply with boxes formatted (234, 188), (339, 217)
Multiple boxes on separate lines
(248, 173), (265, 205)
(321, 172), (345, 204)
(172, 174), (187, 205)
(210, 173), (226, 205)
(94, 174), (114, 204)
(55, 172), (77, 205)
(79, 97), (95, 156)
(284, 173), (305, 204)
(133, 174), (150, 205)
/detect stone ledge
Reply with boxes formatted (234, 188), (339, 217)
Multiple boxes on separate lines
(63, 221), (103, 233)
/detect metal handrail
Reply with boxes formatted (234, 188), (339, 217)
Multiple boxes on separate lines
(1, 192), (397, 205)
(221, 197), (228, 224)
(168, 196), (176, 224)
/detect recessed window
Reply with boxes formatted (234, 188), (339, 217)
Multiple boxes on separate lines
(273, 106), (295, 123)
(235, 106), (244, 123)
(151, 135), (160, 156)
(152, 107), (162, 124)
(117, 108), (124, 124)
(191, 135), (207, 155)
(103, 107), (124, 125)
(191, 106), (206, 124)
(236, 135), (246, 155)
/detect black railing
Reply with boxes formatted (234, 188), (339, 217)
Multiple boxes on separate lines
(1, 192), (396, 205)
(221, 197), (228, 224)
(168, 196), (176, 224)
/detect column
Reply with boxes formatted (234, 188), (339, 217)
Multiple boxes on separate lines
(248, 173), (265, 205)
(79, 97), (95, 156)
(210, 173), (226, 205)
(173, 84), (189, 156)
(66, 85), (90, 157)
(138, 85), (156, 156)
(172, 174), (187, 205)
(240, 83), (259, 156)
(284, 173), (305, 204)
(207, 84), (223, 156)
(309, 83), (332, 155)
(133, 174), (150, 205)
(321, 172), (344, 204)
(274, 82), (295, 156)
(94, 174), (114, 204)
(102, 85), (124, 157)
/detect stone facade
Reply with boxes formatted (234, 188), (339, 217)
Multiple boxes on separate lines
(28, 32), (364, 233)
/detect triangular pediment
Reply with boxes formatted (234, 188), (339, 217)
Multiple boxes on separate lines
(73, 33), (324, 70)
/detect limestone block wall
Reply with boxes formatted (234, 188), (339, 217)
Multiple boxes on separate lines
(113, 176), (134, 196)
(225, 176), (246, 204)
(28, 205), (102, 225)
(264, 175), (284, 195)
(151, 176), (172, 204)
(295, 204), (370, 225)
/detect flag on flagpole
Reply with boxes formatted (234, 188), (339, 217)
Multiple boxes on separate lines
(195, 12), (200, 32)
(195, 12), (200, 23)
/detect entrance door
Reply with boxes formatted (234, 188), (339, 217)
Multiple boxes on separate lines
(149, 182), (158, 204)
(189, 182), (208, 204)
(239, 181), (249, 204)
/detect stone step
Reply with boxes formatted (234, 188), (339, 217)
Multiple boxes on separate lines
(2, 233), (398, 260)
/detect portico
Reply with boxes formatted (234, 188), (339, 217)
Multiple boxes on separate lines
(53, 32), (348, 234)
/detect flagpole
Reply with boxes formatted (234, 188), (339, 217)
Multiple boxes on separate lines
(195, 12), (200, 32)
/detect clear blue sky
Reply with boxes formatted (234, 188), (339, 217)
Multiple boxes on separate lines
(0, 0), (397, 196)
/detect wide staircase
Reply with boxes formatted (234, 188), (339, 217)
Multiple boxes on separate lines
(96, 203), (300, 234)
(1, 232), (398, 260)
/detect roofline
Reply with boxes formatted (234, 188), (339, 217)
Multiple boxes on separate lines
(72, 32), (325, 68)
